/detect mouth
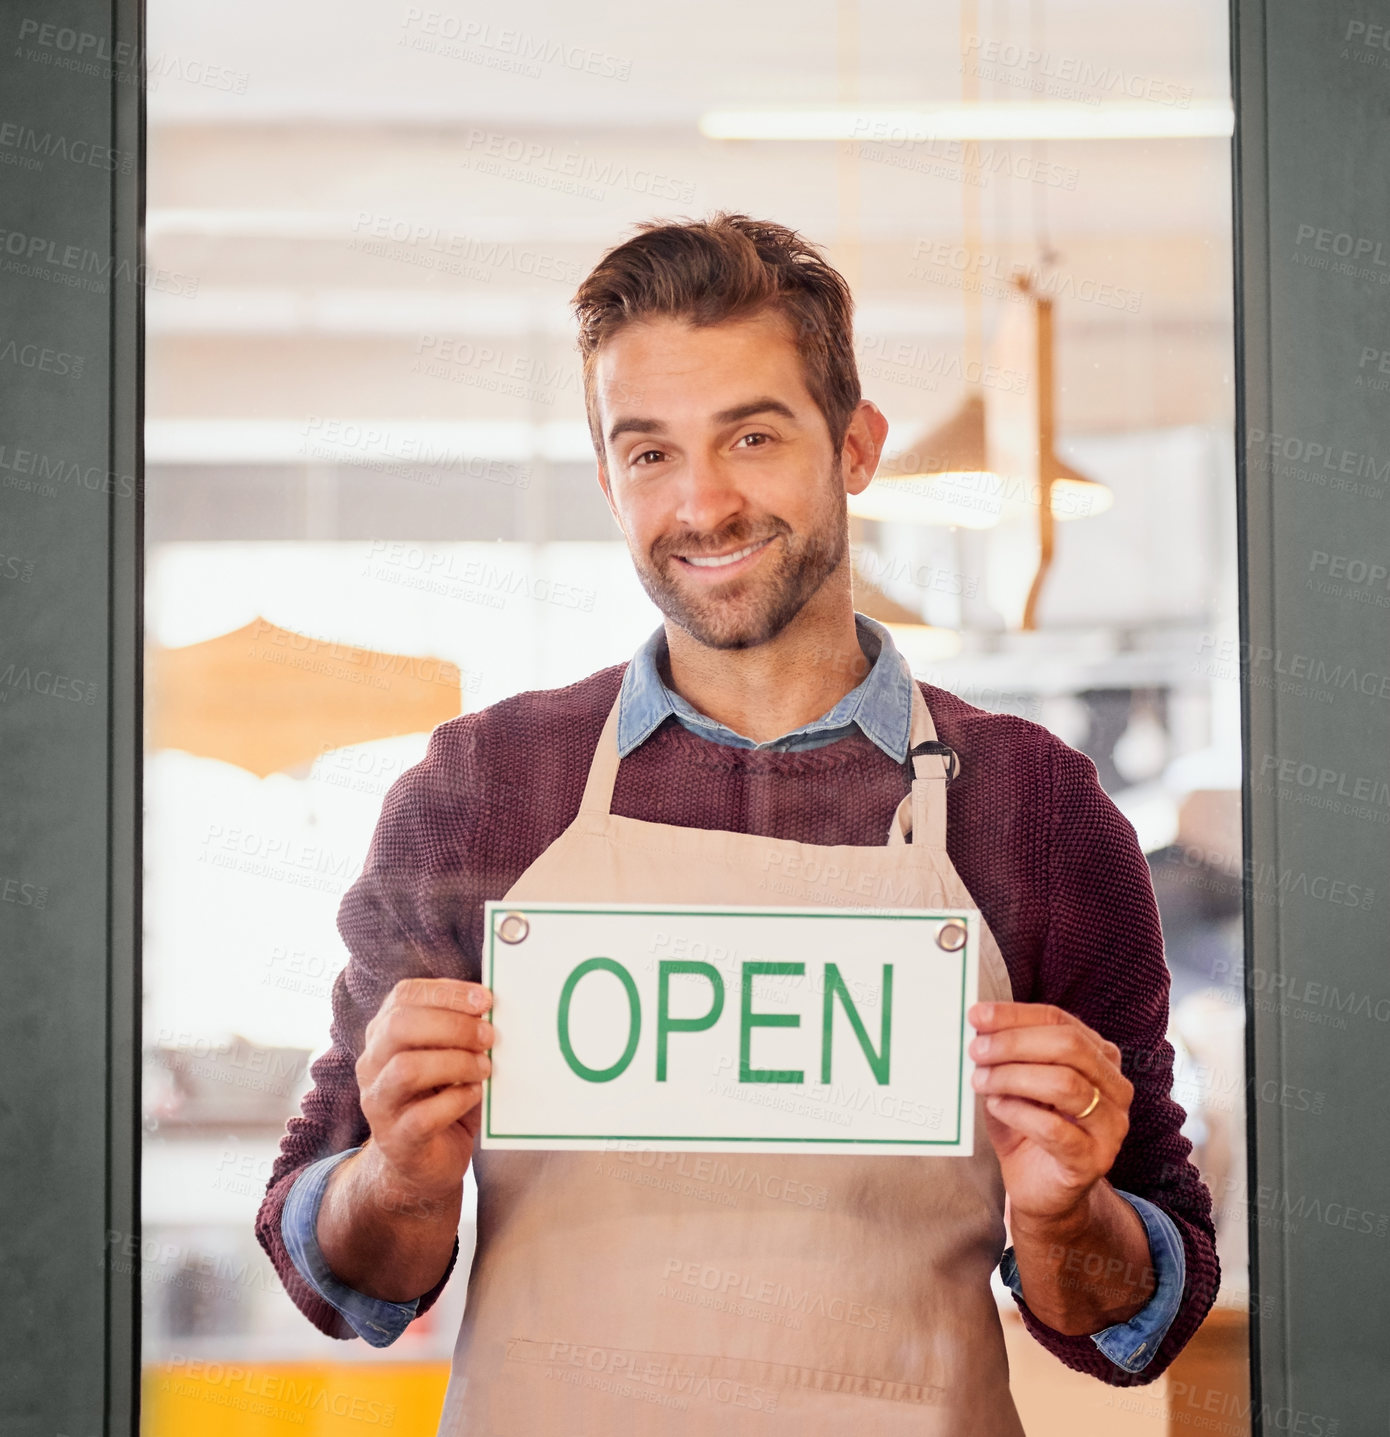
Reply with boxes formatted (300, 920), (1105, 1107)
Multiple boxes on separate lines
(673, 536), (775, 576)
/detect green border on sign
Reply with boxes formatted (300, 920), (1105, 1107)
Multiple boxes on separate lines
(484, 904), (970, 1148)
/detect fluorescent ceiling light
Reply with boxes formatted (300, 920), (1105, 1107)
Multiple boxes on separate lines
(145, 210), (625, 243)
(700, 102), (1234, 142)
(848, 467), (1110, 529)
(145, 419), (596, 465)
(144, 286), (573, 336)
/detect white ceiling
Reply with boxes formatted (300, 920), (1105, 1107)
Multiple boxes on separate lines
(146, 0), (1230, 125)
(143, 0), (1237, 437)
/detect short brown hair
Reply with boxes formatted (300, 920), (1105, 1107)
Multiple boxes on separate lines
(572, 212), (861, 458)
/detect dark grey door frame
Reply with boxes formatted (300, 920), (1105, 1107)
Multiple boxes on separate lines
(3, 0), (1388, 1431)
(1233, 2), (1390, 1432)
(0, 0), (143, 1433)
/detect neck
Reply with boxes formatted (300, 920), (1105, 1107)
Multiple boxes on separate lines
(662, 570), (871, 743)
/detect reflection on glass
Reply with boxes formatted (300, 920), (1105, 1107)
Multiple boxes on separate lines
(142, 1), (1244, 1432)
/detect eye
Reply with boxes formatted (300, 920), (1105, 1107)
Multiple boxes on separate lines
(631, 448), (665, 466)
(736, 431), (772, 449)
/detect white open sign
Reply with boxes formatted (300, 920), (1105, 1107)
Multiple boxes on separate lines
(480, 902), (978, 1156)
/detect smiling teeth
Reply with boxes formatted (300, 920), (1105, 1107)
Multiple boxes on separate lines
(684, 541), (765, 568)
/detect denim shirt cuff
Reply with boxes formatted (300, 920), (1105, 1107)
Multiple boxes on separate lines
(280, 1147), (420, 1348)
(998, 1188), (1186, 1373)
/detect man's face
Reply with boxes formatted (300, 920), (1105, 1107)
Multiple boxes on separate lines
(593, 311), (875, 651)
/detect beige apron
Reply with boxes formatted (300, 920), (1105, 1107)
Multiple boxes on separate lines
(438, 682), (1024, 1436)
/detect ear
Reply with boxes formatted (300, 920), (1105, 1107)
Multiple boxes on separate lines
(840, 400), (891, 498)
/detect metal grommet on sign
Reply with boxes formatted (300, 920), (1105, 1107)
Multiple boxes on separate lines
(936, 921), (967, 952)
(497, 912), (530, 945)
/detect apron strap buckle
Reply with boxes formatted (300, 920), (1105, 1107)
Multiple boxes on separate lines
(907, 740), (960, 784)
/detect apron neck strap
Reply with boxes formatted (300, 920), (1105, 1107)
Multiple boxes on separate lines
(888, 682), (955, 847)
(905, 676), (939, 748)
(577, 693), (625, 817)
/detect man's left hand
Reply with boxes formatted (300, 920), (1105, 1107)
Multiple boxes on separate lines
(967, 1001), (1133, 1224)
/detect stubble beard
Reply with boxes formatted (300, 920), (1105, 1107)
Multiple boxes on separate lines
(631, 467), (849, 651)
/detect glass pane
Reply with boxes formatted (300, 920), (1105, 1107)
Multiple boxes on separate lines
(141, 2), (1245, 1431)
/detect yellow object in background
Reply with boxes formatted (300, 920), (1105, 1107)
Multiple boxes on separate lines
(143, 1362), (450, 1436)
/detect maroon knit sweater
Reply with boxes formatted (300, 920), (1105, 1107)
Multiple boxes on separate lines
(255, 664), (1218, 1385)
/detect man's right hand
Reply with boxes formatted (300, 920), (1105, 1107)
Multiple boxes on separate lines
(355, 977), (495, 1202)
(316, 977), (494, 1304)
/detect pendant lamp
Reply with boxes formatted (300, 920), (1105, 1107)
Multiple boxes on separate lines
(848, 394), (1007, 530)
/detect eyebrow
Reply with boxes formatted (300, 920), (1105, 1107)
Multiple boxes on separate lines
(606, 397), (799, 447)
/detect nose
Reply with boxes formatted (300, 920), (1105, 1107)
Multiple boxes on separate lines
(672, 450), (746, 538)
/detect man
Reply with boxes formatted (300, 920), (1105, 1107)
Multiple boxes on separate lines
(257, 213), (1216, 1433)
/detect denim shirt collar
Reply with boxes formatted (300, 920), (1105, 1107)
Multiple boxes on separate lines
(616, 612), (914, 763)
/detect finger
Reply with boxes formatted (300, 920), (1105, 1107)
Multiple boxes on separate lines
(393, 1082), (484, 1146)
(969, 1001), (1071, 1034)
(982, 1094), (1096, 1168)
(970, 1025), (1131, 1107)
(367, 1047), (493, 1114)
(385, 978), (493, 1017)
(973, 1061), (1109, 1119)
(373, 1006), (494, 1056)
(969, 1002), (1120, 1061)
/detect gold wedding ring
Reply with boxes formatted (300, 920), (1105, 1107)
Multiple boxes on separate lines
(1076, 1084), (1101, 1120)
